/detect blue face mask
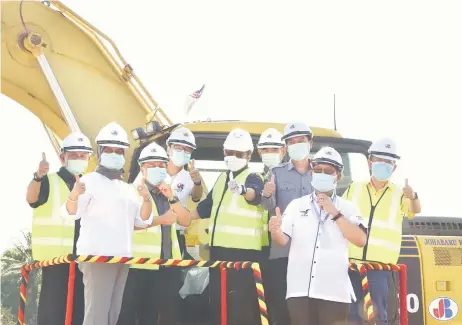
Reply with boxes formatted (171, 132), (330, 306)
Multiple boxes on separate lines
(288, 143), (310, 161)
(171, 149), (192, 167)
(311, 172), (337, 192)
(147, 167), (167, 185)
(100, 153), (125, 170)
(66, 159), (89, 175)
(371, 162), (393, 181)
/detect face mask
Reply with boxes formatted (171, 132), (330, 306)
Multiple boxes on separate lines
(311, 173), (337, 193)
(371, 162), (393, 181)
(171, 149), (191, 167)
(66, 159), (88, 175)
(100, 153), (125, 170)
(288, 143), (310, 161)
(224, 156), (248, 172)
(262, 153), (282, 168)
(146, 167), (167, 185)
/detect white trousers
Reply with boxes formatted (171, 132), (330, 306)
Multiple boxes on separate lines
(79, 262), (129, 325)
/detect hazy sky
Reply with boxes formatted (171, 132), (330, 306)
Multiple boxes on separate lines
(2, 0), (462, 252)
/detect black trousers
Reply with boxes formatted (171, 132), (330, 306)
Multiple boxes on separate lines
(117, 267), (182, 325)
(287, 297), (349, 325)
(209, 247), (262, 325)
(37, 263), (85, 325)
(264, 257), (290, 325)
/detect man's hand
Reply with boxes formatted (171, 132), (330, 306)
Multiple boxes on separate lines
(37, 152), (49, 178)
(269, 207), (282, 233)
(157, 209), (177, 225)
(137, 167), (150, 201)
(189, 159), (202, 185)
(158, 182), (174, 200)
(403, 178), (415, 199)
(228, 172), (245, 195)
(317, 193), (339, 216)
(263, 175), (276, 198)
(70, 175), (85, 199)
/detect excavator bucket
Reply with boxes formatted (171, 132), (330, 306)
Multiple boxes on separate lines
(1, 0), (171, 175)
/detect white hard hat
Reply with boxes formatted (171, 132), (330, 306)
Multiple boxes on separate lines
(138, 142), (168, 165)
(368, 137), (400, 161)
(312, 146), (343, 170)
(223, 128), (254, 152)
(61, 132), (93, 153)
(166, 127), (196, 149)
(281, 122), (313, 141)
(95, 122), (130, 149)
(257, 128), (285, 149)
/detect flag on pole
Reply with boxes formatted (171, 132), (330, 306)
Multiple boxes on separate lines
(186, 84), (205, 114)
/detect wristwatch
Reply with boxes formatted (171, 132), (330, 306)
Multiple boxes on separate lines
(169, 196), (180, 205)
(33, 172), (44, 182)
(412, 192), (419, 200)
(194, 180), (202, 186)
(332, 212), (343, 222)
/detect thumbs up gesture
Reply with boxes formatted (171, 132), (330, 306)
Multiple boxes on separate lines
(228, 172), (246, 195)
(137, 167), (150, 201)
(269, 207), (282, 233)
(157, 182), (174, 200)
(189, 159), (202, 185)
(37, 152), (49, 178)
(71, 175), (86, 198)
(263, 175), (276, 198)
(403, 178), (416, 199)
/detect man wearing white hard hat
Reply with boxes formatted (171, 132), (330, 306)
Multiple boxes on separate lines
(26, 131), (93, 325)
(261, 122), (314, 325)
(65, 122), (153, 325)
(269, 147), (367, 325)
(177, 128), (266, 325)
(118, 142), (184, 325)
(343, 137), (421, 325)
(165, 126), (204, 256)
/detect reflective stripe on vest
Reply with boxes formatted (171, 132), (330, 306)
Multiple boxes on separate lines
(131, 196), (181, 270)
(347, 182), (403, 264)
(209, 169), (264, 250)
(31, 173), (74, 261)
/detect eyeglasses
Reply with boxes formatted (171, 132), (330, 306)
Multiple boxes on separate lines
(312, 166), (337, 175)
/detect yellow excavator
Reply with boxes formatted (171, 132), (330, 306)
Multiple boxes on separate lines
(2, 1), (461, 324)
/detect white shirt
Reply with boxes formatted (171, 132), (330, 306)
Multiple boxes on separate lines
(71, 172), (152, 257)
(165, 168), (195, 231)
(281, 193), (366, 303)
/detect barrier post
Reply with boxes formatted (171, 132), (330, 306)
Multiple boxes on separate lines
(64, 261), (76, 325)
(18, 266), (29, 325)
(251, 263), (269, 325)
(220, 266), (227, 325)
(398, 264), (408, 325)
(357, 264), (375, 324)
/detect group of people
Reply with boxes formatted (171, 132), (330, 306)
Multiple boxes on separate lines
(26, 120), (421, 325)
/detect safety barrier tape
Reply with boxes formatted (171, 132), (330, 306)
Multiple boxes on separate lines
(18, 255), (406, 325)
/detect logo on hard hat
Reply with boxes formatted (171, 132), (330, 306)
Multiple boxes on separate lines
(325, 150), (332, 155)
(234, 132), (243, 138)
(290, 124), (295, 129)
(267, 134), (272, 138)
(151, 148), (157, 152)
(77, 138), (83, 142)
(111, 130), (118, 136)
(385, 144), (391, 148)
(183, 132), (189, 137)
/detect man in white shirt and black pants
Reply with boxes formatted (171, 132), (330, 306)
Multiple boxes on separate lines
(269, 147), (367, 325)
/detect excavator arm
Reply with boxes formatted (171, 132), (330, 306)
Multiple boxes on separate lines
(1, 0), (172, 174)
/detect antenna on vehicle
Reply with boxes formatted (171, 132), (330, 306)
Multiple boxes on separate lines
(333, 94), (337, 131)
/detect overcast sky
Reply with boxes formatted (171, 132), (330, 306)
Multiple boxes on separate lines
(2, 0), (462, 252)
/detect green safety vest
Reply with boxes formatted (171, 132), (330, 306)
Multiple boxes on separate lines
(31, 173), (75, 261)
(344, 181), (407, 264)
(209, 169), (265, 251)
(131, 196), (181, 270)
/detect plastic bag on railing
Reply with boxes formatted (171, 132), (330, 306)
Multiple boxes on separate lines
(179, 267), (209, 299)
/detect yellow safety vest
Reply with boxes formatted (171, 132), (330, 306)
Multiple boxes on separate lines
(31, 173), (75, 261)
(131, 197), (182, 270)
(344, 181), (409, 264)
(209, 169), (265, 250)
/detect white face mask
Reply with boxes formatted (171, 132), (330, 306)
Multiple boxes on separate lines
(224, 156), (248, 172)
(100, 153), (125, 170)
(288, 142), (311, 161)
(66, 159), (89, 175)
(262, 153), (282, 168)
(170, 149), (191, 167)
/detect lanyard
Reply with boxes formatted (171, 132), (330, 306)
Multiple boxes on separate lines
(310, 194), (334, 223)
